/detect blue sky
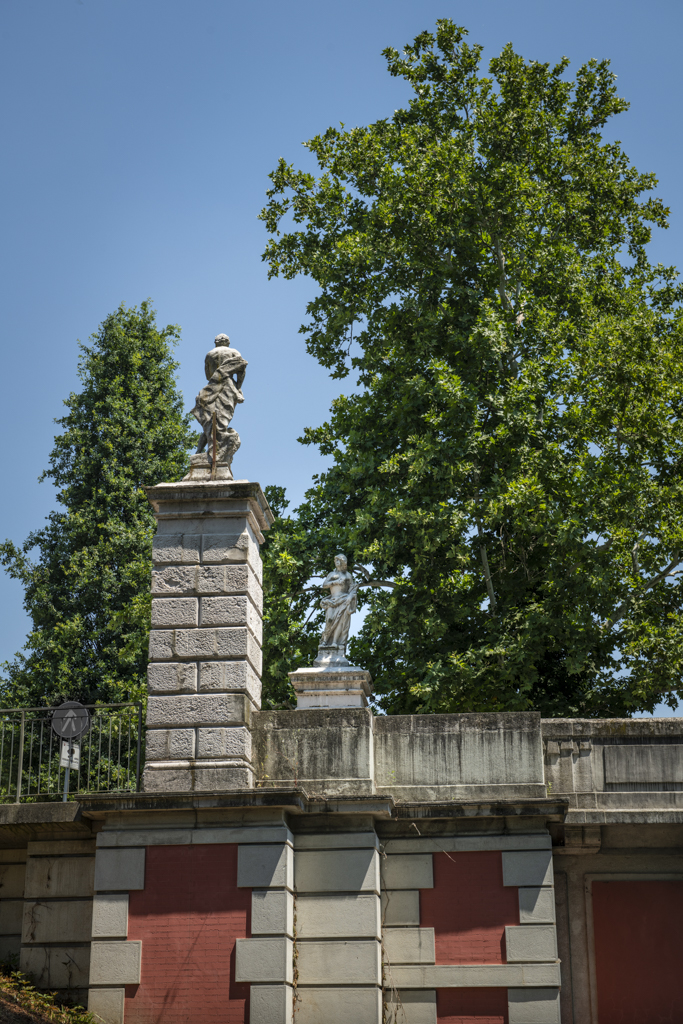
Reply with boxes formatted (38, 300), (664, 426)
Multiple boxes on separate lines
(1, 0), (682, 714)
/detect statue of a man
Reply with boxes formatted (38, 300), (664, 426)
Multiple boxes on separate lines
(316, 554), (359, 664)
(191, 334), (247, 466)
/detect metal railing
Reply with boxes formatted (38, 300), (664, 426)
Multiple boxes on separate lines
(0, 703), (143, 803)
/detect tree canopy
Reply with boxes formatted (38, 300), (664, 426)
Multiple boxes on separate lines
(0, 302), (195, 709)
(259, 20), (683, 717)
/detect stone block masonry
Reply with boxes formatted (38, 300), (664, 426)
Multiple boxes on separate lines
(143, 481), (273, 792)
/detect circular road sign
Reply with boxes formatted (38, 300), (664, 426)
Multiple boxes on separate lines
(51, 701), (91, 739)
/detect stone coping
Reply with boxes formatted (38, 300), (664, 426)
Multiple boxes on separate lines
(72, 790), (568, 822)
(541, 717), (683, 738)
(145, 480), (274, 531)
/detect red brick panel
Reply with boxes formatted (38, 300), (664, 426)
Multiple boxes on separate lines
(437, 987), (508, 1023)
(125, 844), (251, 1024)
(420, 852), (519, 964)
(593, 880), (683, 1024)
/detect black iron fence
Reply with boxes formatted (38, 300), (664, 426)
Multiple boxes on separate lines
(0, 703), (143, 803)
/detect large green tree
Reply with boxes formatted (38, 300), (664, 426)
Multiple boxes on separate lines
(0, 302), (195, 709)
(260, 21), (683, 717)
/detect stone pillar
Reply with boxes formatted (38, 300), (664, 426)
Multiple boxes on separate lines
(143, 480), (273, 792)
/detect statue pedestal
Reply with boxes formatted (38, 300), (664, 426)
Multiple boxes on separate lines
(143, 480), (272, 791)
(289, 658), (373, 710)
(183, 453), (235, 482)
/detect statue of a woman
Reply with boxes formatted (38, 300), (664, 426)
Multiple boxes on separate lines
(185, 334), (248, 480)
(192, 333), (247, 462)
(316, 554), (359, 664)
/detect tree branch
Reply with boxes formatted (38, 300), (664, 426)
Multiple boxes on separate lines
(604, 551), (682, 631)
(476, 518), (497, 613)
(493, 236), (512, 313)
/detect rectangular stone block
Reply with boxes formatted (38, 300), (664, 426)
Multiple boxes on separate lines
(296, 987), (382, 1024)
(0, 864), (25, 898)
(24, 857), (94, 899)
(201, 532), (247, 563)
(92, 894), (128, 938)
(94, 848), (145, 891)
(234, 937), (293, 983)
(198, 660), (261, 701)
(145, 728), (196, 761)
(518, 887), (555, 925)
(196, 726), (251, 760)
(87, 987), (125, 1024)
(295, 849), (380, 894)
(151, 565), (197, 595)
(505, 925), (557, 963)
(142, 764), (254, 792)
(196, 564), (264, 611)
(390, 963), (561, 988)
(148, 630), (174, 660)
(297, 939), (381, 985)
(22, 899), (92, 943)
(508, 988), (561, 1024)
(21, 945), (90, 989)
(502, 851), (553, 888)
(0, 851), (27, 862)
(97, 826), (291, 847)
(214, 627), (261, 666)
(252, 890), (294, 937)
(201, 595), (247, 626)
(151, 597), (198, 627)
(89, 940), (141, 985)
(382, 890), (420, 926)
(196, 565), (230, 594)
(250, 984), (293, 1024)
(174, 627), (217, 657)
(604, 743), (683, 783)
(296, 894), (380, 939)
(381, 855), (433, 890)
(152, 532), (200, 565)
(200, 596), (263, 644)
(238, 844), (292, 890)
(147, 661), (197, 695)
(146, 693), (250, 728)
(383, 927), (435, 965)
(168, 626), (261, 670)
(0, 900), (23, 934)
(385, 991), (436, 1024)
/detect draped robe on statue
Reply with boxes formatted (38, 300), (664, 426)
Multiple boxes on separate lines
(191, 346), (247, 463)
(320, 570), (358, 649)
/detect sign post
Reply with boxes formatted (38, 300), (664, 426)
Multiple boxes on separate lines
(51, 701), (91, 802)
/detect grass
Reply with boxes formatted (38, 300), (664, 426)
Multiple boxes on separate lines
(0, 966), (95, 1024)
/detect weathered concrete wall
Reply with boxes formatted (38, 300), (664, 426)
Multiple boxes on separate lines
(253, 709), (374, 796)
(543, 718), (683, 822)
(252, 710), (546, 802)
(374, 712), (545, 802)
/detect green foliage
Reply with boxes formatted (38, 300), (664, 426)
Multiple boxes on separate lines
(0, 961), (94, 1023)
(0, 302), (195, 709)
(260, 21), (683, 716)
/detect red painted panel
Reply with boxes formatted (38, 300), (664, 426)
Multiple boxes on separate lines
(437, 987), (508, 1023)
(125, 844), (250, 1024)
(593, 880), (683, 1024)
(420, 852), (519, 964)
